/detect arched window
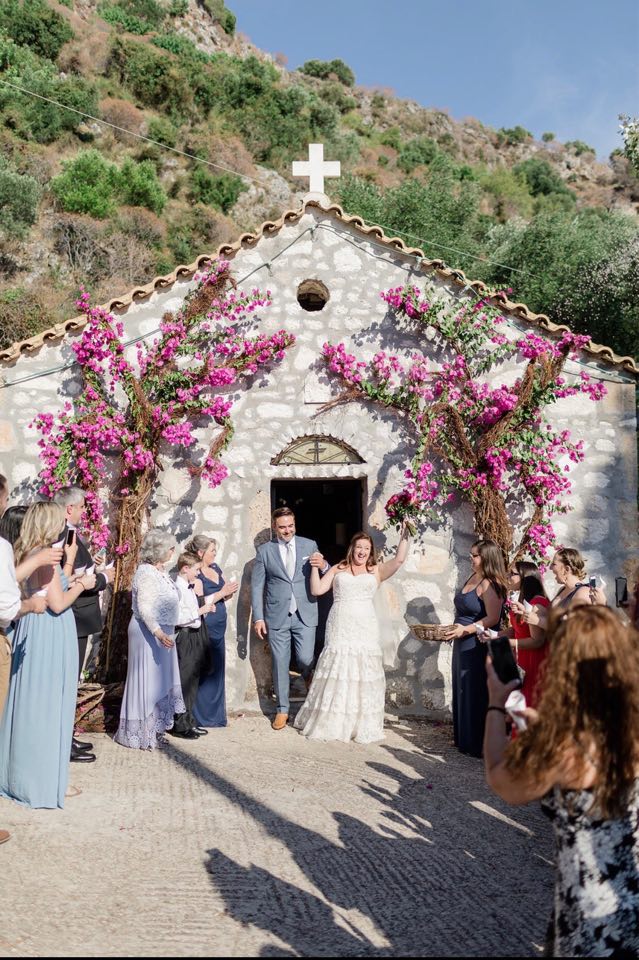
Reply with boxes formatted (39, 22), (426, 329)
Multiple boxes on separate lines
(272, 435), (364, 466)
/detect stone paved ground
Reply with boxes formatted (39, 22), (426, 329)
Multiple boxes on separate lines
(0, 713), (554, 958)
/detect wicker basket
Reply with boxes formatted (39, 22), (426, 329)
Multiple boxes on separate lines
(410, 623), (454, 643)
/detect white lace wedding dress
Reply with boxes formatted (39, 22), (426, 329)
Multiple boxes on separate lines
(294, 571), (386, 743)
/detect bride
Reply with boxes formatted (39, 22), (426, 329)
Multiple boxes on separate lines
(294, 524), (410, 744)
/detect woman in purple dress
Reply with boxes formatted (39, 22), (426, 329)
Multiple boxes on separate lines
(185, 536), (238, 728)
(114, 529), (185, 750)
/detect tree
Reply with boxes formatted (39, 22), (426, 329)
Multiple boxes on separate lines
(321, 282), (604, 563)
(33, 261), (295, 680)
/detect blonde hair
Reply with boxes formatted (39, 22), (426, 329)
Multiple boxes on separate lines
(506, 605), (639, 818)
(184, 535), (216, 559)
(554, 547), (587, 580)
(14, 502), (65, 567)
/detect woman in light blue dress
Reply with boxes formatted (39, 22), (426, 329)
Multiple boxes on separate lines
(0, 502), (94, 809)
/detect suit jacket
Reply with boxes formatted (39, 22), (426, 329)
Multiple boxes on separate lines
(251, 536), (319, 630)
(65, 526), (108, 638)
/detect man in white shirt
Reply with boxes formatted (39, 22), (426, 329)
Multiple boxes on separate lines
(171, 553), (214, 740)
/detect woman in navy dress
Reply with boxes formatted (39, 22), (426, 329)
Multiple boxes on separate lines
(186, 536), (238, 728)
(444, 539), (507, 758)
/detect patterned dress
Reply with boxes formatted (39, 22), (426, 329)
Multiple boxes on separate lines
(542, 782), (639, 956)
(114, 564), (185, 750)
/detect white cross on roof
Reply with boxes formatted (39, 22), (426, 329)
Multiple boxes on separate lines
(292, 143), (341, 202)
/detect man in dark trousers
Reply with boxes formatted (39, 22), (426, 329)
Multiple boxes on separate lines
(53, 486), (114, 763)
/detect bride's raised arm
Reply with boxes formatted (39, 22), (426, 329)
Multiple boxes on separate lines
(310, 563), (339, 596)
(378, 521), (411, 583)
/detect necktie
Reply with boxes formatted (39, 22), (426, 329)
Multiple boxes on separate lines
(285, 542), (295, 579)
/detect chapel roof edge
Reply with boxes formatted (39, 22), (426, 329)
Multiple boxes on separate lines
(1, 198), (636, 377)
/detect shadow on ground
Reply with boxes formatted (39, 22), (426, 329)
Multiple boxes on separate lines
(162, 718), (553, 957)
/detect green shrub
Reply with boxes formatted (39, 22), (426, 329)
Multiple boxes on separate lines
(51, 149), (166, 217)
(565, 139), (595, 156)
(170, 0), (188, 13)
(51, 150), (119, 217)
(199, 0), (236, 34)
(514, 157), (574, 200)
(496, 125), (532, 145)
(379, 127), (401, 150)
(189, 168), (246, 212)
(147, 115), (178, 148)
(152, 32), (210, 63)
(319, 82), (356, 114)
(0, 159), (41, 236)
(0, 39), (99, 143)
(300, 58), (355, 87)
(480, 167), (534, 221)
(0, 0), (73, 61)
(99, 0), (165, 33)
(398, 136), (438, 172)
(108, 38), (193, 117)
(119, 157), (166, 213)
(541, 131), (555, 142)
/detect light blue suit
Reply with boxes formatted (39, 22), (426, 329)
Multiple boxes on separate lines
(251, 536), (319, 713)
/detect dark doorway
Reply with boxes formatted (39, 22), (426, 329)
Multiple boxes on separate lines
(271, 478), (365, 660)
(271, 478), (364, 565)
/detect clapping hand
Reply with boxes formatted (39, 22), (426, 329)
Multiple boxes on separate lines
(35, 546), (64, 568)
(223, 580), (239, 599)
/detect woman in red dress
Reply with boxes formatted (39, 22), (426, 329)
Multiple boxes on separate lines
(506, 561), (549, 707)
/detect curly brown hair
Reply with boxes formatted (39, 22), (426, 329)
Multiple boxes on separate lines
(338, 532), (377, 571)
(505, 605), (639, 818)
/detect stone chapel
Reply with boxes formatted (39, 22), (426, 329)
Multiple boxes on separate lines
(1, 195), (637, 716)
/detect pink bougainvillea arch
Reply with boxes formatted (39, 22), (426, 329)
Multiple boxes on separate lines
(33, 260), (295, 681)
(321, 281), (605, 564)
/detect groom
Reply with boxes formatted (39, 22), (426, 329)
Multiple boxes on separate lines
(251, 507), (326, 730)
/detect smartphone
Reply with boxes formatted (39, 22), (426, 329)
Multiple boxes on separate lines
(615, 577), (628, 607)
(589, 576), (597, 589)
(66, 529), (75, 547)
(488, 636), (521, 687)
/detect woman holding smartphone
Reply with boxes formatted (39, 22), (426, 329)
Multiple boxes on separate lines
(443, 539), (508, 758)
(0, 502), (96, 808)
(484, 605), (639, 957)
(512, 548), (605, 632)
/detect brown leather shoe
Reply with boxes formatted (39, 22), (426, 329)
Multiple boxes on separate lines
(271, 713), (289, 730)
(0, 829), (10, 844)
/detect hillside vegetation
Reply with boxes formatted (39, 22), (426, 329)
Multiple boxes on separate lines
(0, 0), (637, 359)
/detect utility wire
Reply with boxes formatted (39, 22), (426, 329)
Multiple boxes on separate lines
(0, 77), (271, 187)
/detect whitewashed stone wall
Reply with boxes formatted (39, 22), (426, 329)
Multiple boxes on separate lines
(1, 206), (637, 715)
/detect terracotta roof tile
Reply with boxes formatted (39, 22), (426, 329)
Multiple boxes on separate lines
(1, 200), (636, 375)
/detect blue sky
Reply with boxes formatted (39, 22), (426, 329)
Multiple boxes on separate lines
(229, 0), (638, 160)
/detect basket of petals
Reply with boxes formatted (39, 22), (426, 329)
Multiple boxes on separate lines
(410, 623), (455, 643)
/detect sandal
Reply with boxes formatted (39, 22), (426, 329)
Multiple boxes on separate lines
(65, 786), (82, 799)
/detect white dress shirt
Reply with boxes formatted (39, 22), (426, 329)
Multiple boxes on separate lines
(175, 576), (202, 629)
(0, 537), (21, 630)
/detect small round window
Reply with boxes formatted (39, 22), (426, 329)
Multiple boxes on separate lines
(297, 279), (329, 312)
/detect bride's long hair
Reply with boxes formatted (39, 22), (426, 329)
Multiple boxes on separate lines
(338, 532), (377, 571)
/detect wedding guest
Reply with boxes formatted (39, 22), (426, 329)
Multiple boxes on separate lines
(185, 535), (238, 729)
(294, 524), (410, 744)
(53, 486), (115, 762)
(484, 605), (639, 957)
(171, 552), (214, 740)
(443, 539), (507, 758)
(513, 547), (606, 632)
(114, 529), (185, 750)
(505, 561), (549, 708)
(0, 502), (96, 808)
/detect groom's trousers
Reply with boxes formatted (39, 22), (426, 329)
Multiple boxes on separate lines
(269, 612), (315, 714)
